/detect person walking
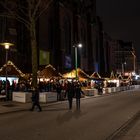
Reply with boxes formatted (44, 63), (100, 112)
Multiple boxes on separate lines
(97, 82), (103, 95)
(66, 81), (75, 110)
(56, 82), (62, 101)
(30, 87), (42, 112)
(75, 82), (82, 110)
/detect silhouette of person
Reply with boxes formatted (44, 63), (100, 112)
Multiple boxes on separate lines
(30, 87), (42, 112)
(75, 82), (82, 110)
(56, 82), (62, 101)
(66, 82), (75, 110)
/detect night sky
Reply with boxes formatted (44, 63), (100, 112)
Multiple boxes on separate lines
(96, 0), (140, 59)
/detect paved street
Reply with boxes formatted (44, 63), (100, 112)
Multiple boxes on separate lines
(0, 89), (140, 140)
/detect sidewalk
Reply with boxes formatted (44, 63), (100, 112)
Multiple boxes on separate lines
(0, 91), (134, 115)
(0, 100), (66, 115)
(0, 87), (134, 115)
(0, 94), (102, 115)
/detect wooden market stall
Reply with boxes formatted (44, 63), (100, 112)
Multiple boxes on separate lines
(90, 72), (101, 79)
(0, 60), (25, 78)
(89, 72), (104, 95)
(37, 64), (62, 103)
(62, 68), (90, 81)
(0, 61), (30, 102)
(38, 64), (62, 79)
(62, 68), (96, 96)
(90, 72), (104, 86)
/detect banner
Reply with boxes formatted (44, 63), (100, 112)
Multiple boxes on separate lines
(65, 55), (72, 69)
(39, 50), (50, 65)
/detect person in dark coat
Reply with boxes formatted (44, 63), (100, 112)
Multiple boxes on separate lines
(30, 87), (42, 112)
(66, 82), (75, 110)
(97, 82), (103, 95)
(56, 82), (62, 101)
(75, 82), (82, 110)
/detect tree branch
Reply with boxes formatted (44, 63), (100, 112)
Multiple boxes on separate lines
(0, 14), (30, 30)
(32, 0), (41, 18)
(0, 1), (30, 29)
(35, 0), (53, 21)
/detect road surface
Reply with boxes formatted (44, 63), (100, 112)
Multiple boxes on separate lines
(0, 89), (140, 140)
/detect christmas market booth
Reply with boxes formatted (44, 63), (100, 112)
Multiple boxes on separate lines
(37, 64), (62, 103)
(62, 68), (90, 82)
(103, 72), (120, 94)
(0, 60), (25, 83)
(118, 74), (133, 90)
(90, 72), (104, 87)
(62, 68), (99, 96)
(0, 61), (28, 101)
(89, 72), (105, 96)
(38, 64), (62, 80)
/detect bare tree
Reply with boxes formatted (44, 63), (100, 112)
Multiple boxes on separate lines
(0, 0), (53, 89)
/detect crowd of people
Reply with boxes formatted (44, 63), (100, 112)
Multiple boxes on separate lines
(0, 78), (85, 110)
(30, 80), (84, 112)
(0, 77), (133, 112)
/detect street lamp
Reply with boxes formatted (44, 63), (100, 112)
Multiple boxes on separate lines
(131, 51), (136, 74)
(122, 62), (126, 75)
(0, 42), (14, 100)
(73, 43), (82, 80)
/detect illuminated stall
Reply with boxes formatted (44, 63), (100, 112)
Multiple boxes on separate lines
(90, 72), (104, 88)
(38, 64), (62, 81)
(0, 60), (25, 85)
(62, 68), (90, 82)
(107, 71), (120, 87)
(0, 61), (27, 101)
(37, 64), (62, 103)
(102, 72), (120, 94)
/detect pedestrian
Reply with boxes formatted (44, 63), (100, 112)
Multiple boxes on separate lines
(56, 82), (62, 101)
(97, 82), (103, 95)
(30, 87), (42, 112)
(66, 81), (74, 110)
(75, 82), (82, 110)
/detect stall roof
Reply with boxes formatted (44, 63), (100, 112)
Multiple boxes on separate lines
(118, 75), (131, 80)
(38, 64), (62, 78)
(90, 72), (101, 79)
(62, 68), (90, 81)
(110, 71), (116, 79)
(0, 61), (25, 77)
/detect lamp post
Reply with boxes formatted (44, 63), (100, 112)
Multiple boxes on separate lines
(131, 51), (136, 74)
(122, 62), (126, 75)
(73, 43), (82, 80)
(0, 42), (14, 100)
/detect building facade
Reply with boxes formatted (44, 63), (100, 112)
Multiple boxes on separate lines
(109, 40), (136, 75)
(38, 0), (99, 74)
(0, 0), (107, 76)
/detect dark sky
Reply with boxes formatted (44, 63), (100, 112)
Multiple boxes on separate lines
(96, 0), (140, 59)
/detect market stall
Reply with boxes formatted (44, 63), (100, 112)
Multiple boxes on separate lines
(90, 72), (103, 87)
(38, 64), (62, 80)
(62, 68), (90, 81)
(37, 64), (62, 101)
(0, 61), (25, 100)
(0, 60), (25, 84)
